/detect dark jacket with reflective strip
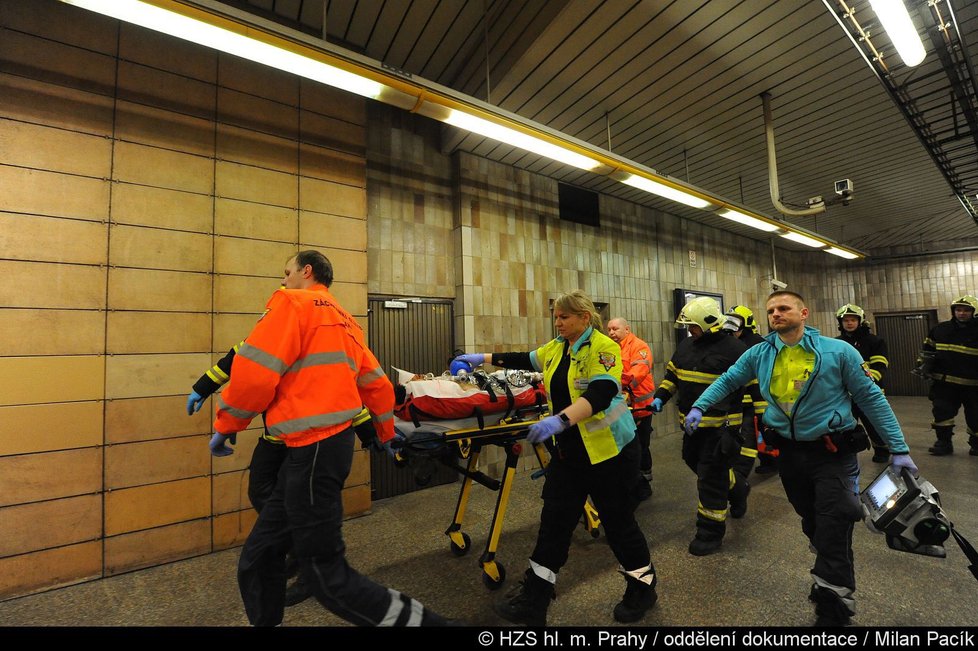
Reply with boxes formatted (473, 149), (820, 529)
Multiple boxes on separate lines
(214, 285), (395, 446)
(836, 324), (888, 387)
(653, 331), (748, 428)
(922, 318), (978, 386)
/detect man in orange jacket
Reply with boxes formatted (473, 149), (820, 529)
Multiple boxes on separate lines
(608, 317), (656, 501)
(212, 250), (449, 627)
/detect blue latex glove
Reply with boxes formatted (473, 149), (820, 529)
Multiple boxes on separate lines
(684, 407), (703, 435)
(650, 398), (664, 413)
(890, 453), (918, 477)
(186, 390), (205, 415)
(373, 432), (405, 458)
(527, 414), (568, 444)
(209, 432), (237, 457)
(451, 353), (486, 374)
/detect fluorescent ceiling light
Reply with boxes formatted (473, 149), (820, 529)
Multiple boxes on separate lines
(717, 208), (780, 232)
(869, 0), (926, 67)
(444, 110), (602, 171)
(60, 0), (385, 98)
(621, 174), (711, 209)
(781, 231), (825, 248)
(825, 246), (859, 259)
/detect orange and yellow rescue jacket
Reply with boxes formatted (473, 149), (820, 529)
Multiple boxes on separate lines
(618, 332), (656, 411)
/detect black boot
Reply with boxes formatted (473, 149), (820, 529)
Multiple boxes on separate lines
(634, 478), (653, 502)
(809, 585), (854, 627)
(729, 480), (750, 519)
(929, 429), (954, 456)
(688, 537), (722, 556)
(969, 435), (978, 457)
(284, 575), (312, 607)
(494, 569), (555, 626)
(613, 571), (657, 623)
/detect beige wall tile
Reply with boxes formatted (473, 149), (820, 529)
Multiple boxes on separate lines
(213, 470), (251, 515)
(300, 211), (366, 251)
(215, 161), (297, 208)
(214, 314), (263, 351)
(329, 282), (368, 317)
(300, 143), (366, 187)
(211, 429), (262, 474)
(0, 309), (105, 357)
(0, 448), (102, 507)
(0, 165), (109, 221)
(105, 395), (211, 444)
(0, 494), (102, 557)
(0, 118), (112, 177)
(341, 484), (371, 517)
(105, 437), (209, 489)
(215, 198), (297, 242)
(104, 476), (210, 536)
(0, 30), (116, 95)
(299, 177), (365, 217)
(214, 509), (257, 550)
(111, 183), (214, 233)
(0, 356), (104, 406)
(217, 87), (297, 140)
(0, 213), (107, 266)
(0, 402), (103, 456)
(220, 56), (299, 106)
(119, 24), (216, 82)
(104, 520), (211, 576)
(107, 268), (211, 312)
(214, 237), (297, 277)
(107, 312), (211, 354)
(1, 0), (118, 54)
(214, 275), (280, 314)
(0, 540), (101, 600)
(105, 353), (212, 400)
(301, 80), (365, 126)
(318, 248), (367, 284)
(117, 60), (216, 120)
(115, 100), (215, 157)
(109, 225), (212, 273)
(217, 124), (298, 173)
(0, 73), (114, 136)
(300, 112), (365, 158)
(113, 141), (214, 194)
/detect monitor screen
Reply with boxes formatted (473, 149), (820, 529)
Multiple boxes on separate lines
(867, 472), (900, 511)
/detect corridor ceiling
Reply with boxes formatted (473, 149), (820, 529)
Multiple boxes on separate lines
(225, 0), (978, 258)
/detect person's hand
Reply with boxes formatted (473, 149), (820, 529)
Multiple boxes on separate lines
(621, 372), (633, 387)
(890, 453), (918, 477)
(527, 415), (568, 444)
(186, 391), (204, 415)
(451, 353), (486, 375)
(374, 432), (406, 458)
(650, 398), (664, 413)
(209, 432), (237, 457)
(684, 407), (703, 434)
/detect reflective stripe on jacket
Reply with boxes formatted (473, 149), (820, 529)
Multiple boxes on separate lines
(530, 327), (635, 465)
(214, 285), (395, 447)
(618, 332), (656, 409)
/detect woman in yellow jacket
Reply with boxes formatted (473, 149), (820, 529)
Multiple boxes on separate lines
(453, 290), (656, 626)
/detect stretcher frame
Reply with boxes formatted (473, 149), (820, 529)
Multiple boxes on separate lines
(395, 413), (601, 590)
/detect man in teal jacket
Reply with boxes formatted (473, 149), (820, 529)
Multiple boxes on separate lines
(685, 291), (918, 627)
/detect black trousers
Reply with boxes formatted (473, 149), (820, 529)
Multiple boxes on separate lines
(237, 429), (434, 626)
(248, 436), (287, 513)
(635, 414), (654, 478)
(531, 437), (651, 573)
(930, 381), (978, 437)
(681, 427), (741, 540)
(777, 444), (862, 592)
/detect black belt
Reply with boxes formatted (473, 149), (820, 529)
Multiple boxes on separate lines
(763, 426), (870, 454)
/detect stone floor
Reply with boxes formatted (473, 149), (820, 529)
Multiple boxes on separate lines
(1, 396), (975, 629)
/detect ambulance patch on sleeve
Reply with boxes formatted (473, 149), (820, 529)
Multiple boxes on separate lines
(598, 352), (617, 371)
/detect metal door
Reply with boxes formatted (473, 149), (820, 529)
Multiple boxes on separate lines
(367, 296), (457, 500)
(874, 312), (936, 396)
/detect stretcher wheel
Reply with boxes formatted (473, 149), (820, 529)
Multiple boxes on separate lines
(482, 562), (506, 590)
(450, 532), (472, 557)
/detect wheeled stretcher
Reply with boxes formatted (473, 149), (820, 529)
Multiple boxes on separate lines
(393, 409), (601, 590)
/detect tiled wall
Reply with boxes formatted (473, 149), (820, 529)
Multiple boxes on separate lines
(0, 0), (370, 599)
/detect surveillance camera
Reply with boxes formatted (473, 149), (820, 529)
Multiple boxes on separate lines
(834, 179), (853, 196)
(771, 279), (788, 290)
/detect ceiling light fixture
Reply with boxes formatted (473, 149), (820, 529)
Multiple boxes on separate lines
(59, 0), (864, 259)
(824, 246), (859, 259)
(868, 0), (926, 67)
(781, 231), (826, 248)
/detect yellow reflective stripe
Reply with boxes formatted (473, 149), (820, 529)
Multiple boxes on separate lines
(869, 355), (888, 366)
(206, 366), (229, 384)
(934, 343), (978, 356)
(666, 361), (678, 374)
(869, 369), (882, 382)
(352, 407), (371, 426)
(935, 374), (978, 386)
(741, 447), (758, 458)
(674, 368), (721, 384)
(660, 379), (676, 393)
(746, 378), (758, 386)
(933, 418), (956, 427)
(697, 502), (727, 522)
(728, 468), (736, 490)
(924, 338), (935, 346)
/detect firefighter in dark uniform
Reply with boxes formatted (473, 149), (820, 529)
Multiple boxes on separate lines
(915, 295), (978, 456)
(651, 297), (751, 556)
(835, 304), (891, 463)
(723, 305), (771, 478)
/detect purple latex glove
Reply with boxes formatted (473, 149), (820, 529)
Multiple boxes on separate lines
(890, 453), (918, 477)
(527, 414), (568, 444)
(209, 432), (237, 457)
(451, 353), (486, 374)
(684, 407), (703, 435)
